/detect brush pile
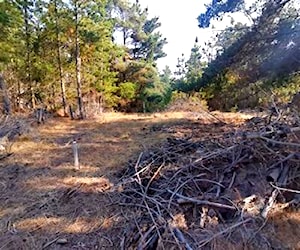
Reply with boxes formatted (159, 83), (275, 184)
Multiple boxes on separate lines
(115, 110), (300, 249)
(0, 115), (30, 159)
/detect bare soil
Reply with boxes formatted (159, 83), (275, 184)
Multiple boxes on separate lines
(0, 111), (299, 249)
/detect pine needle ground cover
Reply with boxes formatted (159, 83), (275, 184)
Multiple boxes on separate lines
(0, 111), (299, 249)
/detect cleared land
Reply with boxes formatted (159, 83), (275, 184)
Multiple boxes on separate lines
(0, 111), (299, 249)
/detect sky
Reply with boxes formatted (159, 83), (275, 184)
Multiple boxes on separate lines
(130, 0), (253, 72)
(136, 0), (211, 72)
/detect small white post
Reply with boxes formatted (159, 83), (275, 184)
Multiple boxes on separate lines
(72, 140), (79, 169)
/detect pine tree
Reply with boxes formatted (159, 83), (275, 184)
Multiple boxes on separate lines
(133, 16), (167, 62)
(80, 0), (119, 109)
(21, 0), (35, 108)
(71, 0), (84, 119)
(185, 42), (203, 90)
(53, 0), (67, 114)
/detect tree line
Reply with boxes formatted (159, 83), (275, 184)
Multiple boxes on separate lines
(0, 0), (171, 117)
(194, 0), (300, 110)
(170, 0), (299, 111)
(0, 0), (299, 116)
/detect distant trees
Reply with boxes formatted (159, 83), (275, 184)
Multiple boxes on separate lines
(195, 0), (300, 110)
(3, 0), (298, 114)
(173, 41), (205, 93)
(109, 0), (169, 112)
(167, 0), (299, 111)
(0, 0), (169, 115)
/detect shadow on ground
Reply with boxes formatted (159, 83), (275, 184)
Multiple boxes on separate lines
(1, 112), (298, 249)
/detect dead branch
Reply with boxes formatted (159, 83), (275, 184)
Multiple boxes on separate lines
(171, 226), (193, 250)
(198, 218), (252, 248)
(270, 182), (300, 194)
(168, 190), (236, 210)
(116, 109), (300, 249)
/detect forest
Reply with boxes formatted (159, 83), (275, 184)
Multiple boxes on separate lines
(0, 0), (299, 117)
(0, 0), (300, 249)
(0, 0), (170, 117)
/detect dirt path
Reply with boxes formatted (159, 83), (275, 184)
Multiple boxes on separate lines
(0, 111), (264, 249)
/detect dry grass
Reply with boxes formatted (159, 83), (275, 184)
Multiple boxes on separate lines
(0, 111), (299, 249)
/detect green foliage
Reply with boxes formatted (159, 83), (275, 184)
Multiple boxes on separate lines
(173, 42), (204, 93)
(113, 60), (171, 112)
(0, 0), (169, 113)
(143, 79), (172, 112)
(119, 82), (136, 99)
(0, 1), (22, 68)
(197, 0), (300, 110)
(160, 65), (172, 85)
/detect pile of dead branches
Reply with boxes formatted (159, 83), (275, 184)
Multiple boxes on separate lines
(114, 111), (300, 249)
(0, 115), (30, 159)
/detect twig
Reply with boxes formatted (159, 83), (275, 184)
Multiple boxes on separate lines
(270, 182), (300, 194)
(118, 203), (161, 218)
(172, 226), (193, 250)
(262, 165), (290, 218)
(142, 198), (164, 247)
(247, 218), (269, 245)
(260, 136), (300, 148)
(144, 162), (165, 195)
(246, 127), (300, 139)
(168, 190), (236, 210)
(193, 145), (239, 164)
(168, 174), (206, 211)
(228, 172), (236, 189)
(120, 236), (125, 250)
(200, 207), (208, 228)
(137, 225), (156, 250)
(135, 152), (144, 185)
(42, 237), (60, 249)
(196, 178), (225, 188)
(198, 218), (252, 248)
(199, 106), (227, 125)
(216, 174), (224, 198)
(102, 236), (114, 247)
(267, 153), (295, 170)
(245, 127), (300, 148)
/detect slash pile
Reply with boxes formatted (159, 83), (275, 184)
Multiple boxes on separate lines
(115, 111), (300, 249)
(0, 115), (30, 159)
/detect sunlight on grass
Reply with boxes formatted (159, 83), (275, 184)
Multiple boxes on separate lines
(16, 216), (63, 233)
(64, 217), (104, 234)
(63, 176), (113, 192)
(25, 176), (113, 192)
(15, 215), (119, 234)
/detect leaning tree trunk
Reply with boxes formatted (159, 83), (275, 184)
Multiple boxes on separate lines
(74, 0), (84, 119)
(0, 74), (11, 115)
(54, 0), (67, 115)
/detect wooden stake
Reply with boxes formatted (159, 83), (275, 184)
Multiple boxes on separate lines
(72, 140), (79, 169)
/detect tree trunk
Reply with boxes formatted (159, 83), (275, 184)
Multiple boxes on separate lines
(0, 74), (11, 115)
(123, 29), (126, 46)
(23, 1), (35, 109)
(17, 80), (22, 111)
(54, 0), (67, 115)
(74, 0), (84, 119)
